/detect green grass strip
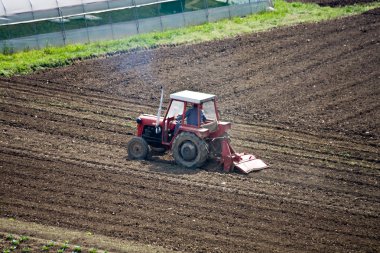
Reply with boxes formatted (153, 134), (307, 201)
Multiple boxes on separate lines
(1, 0), (379, 77)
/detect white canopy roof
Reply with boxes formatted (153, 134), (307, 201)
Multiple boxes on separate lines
(170, 90), (216, 104)
(0, 0), (174, 25)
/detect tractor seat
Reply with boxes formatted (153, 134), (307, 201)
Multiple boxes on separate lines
(202, 121), (218, 133)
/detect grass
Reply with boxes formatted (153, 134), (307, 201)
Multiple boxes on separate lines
(0, 218), (173, 253)
(0, 0), (379, 77)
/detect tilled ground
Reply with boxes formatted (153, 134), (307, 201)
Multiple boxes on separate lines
(1, 9), (379, 253)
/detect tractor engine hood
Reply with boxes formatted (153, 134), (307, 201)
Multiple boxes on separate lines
(137, 114), (164, 127)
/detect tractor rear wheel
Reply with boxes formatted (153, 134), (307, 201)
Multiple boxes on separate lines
(172, 132), (208, 169)
(127, 137), (149, 160)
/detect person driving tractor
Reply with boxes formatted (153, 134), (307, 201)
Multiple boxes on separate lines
(175, 103), (206, 133)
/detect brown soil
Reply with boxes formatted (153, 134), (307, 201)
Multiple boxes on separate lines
(1, 10), (379, 253)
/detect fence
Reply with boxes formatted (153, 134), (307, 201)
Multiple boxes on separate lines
(0, 0), (272, 53)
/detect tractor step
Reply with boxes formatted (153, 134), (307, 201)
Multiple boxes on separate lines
(233, 154), (267, 174)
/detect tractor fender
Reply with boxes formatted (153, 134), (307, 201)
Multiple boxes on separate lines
(177, 125), (210, 139)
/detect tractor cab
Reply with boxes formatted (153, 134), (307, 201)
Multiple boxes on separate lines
(162, 90), (223, 145)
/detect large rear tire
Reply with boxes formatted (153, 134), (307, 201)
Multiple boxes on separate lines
(172, 132), (208, 169)
(127, 137), (149, 160)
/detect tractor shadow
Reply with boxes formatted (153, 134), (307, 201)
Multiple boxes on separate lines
(144, 151), (223, 175)
(146, 156), (199, 175)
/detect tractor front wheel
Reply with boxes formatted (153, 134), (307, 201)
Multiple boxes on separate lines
(127, 137), (149, 160)
(172, 132), (208, 169)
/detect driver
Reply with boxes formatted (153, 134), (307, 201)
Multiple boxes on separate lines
(175, 103), (206, 133)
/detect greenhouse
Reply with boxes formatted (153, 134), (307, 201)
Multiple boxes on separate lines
(0, 0), (272, 52)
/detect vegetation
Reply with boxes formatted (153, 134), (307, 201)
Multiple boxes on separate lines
(0, 0), (379, 76)
(1, 217), (168, 253)
(1, 234), (97, 253)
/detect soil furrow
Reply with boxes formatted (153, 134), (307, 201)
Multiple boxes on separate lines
(1, 9), (380, 252)
(1, 144), (379, 220)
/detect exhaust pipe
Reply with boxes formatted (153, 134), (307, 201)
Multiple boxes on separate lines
(155, 86), (164, 134)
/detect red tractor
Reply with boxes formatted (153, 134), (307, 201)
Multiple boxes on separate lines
(127, 89), (267, 174)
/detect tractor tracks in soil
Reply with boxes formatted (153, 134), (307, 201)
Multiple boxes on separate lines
(1, 11), (380, 252)
(1, 78), (379, 211)
(1, 147), (379, 253)
(1, 143), (379, 252)
(1, 78), (377, 169)
(1, 76), (379, 252)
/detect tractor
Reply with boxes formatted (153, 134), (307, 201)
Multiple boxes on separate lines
(127, 89), (267, 174)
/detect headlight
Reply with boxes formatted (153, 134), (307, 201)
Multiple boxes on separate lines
(136, 117), (142, 124)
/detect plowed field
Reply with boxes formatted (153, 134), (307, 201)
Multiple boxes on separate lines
(1, 9), (379, 253)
